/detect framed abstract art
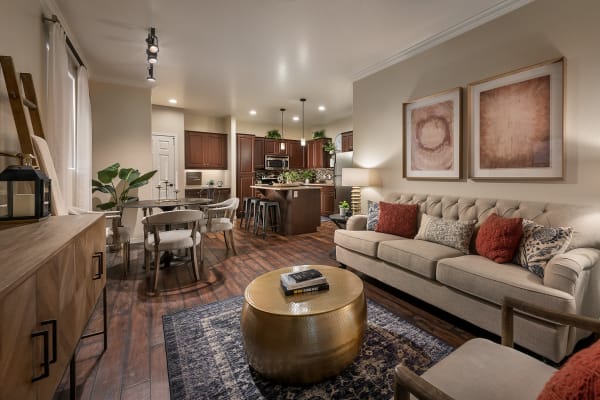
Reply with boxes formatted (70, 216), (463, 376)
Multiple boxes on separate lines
(468, 58), (564, 179)
(403, 87), (462, 180)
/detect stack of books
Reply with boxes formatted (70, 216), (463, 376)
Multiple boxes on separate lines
(280, 268), (329, 296)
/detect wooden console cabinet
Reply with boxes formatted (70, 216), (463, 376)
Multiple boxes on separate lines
(0, 214), (106, 399)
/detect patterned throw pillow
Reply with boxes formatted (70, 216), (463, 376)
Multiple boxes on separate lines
(366, 201), (379, 231)
(414, 214), (476, 254)
(475, 213), (523, 263)
(375, 202), (419, 238)
(514, 220), (573, 278)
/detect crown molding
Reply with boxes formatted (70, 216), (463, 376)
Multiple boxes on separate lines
(351, 0), (534, 81)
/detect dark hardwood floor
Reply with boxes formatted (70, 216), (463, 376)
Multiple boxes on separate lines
(56, 220), (477, 400)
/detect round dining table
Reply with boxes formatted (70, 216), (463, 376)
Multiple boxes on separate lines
(122, 197), (213, 217)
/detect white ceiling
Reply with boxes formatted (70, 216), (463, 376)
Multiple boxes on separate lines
(55, 0), (528, 126)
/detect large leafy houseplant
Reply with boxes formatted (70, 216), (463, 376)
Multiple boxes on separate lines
(92, 163), (157, 210)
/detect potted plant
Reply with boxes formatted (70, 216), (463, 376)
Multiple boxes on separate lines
(323, 141), (336, 154)
(92, 163), (157, 210)
(207, 179), (215, 186)
(312, 129), (326, 139)
(281, 170), (301, 184)
(301, 169), (316, 184)
(266, 129), (281, 139)
(339, 200), (350, 217)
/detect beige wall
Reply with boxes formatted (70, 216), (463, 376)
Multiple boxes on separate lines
(184, 112), (227, 133)
(90, 80), (152, 240)
(311, 116), (353, 139)
(353, 0), (600, 208)
(237, 119), (303, 140)
(0, 0), (46, 170)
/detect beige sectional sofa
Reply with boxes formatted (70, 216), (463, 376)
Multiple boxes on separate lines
(334, 193), (600, 362)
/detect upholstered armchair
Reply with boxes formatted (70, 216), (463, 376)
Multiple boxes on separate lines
(199, 197), (240, 259)
(393, 297), (600, 400)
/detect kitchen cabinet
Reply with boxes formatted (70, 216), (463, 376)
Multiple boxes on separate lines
(287, 139), (305, 169)
(319, 185), (335, 216)
(237, 133), (256, 213)
(341, 131), (353, 152)
(0, 215), (105, 399)
(254, 137), (265, 169)
(185, 131), (228, 169)
(264, 138), (288, 155)
(306, 138), (331, 169)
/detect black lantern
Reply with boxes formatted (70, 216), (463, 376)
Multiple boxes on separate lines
(0, 154), (51, 222)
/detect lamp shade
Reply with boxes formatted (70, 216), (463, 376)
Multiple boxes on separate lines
(342, 168), (375, 187)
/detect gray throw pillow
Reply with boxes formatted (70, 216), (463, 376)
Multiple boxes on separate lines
(514, 219), (573, 278)
(414, 214), (475, 254)
(366, 201), (379, 231)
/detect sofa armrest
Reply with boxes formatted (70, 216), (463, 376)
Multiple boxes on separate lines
(346, 215), (367, 231)
(543, 248), (600, 295)
(394, 364), (455, 400)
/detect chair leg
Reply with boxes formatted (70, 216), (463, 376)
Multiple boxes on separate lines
(229, 230), (238, 255)
(191, 244), (200, 281)
(223, 231), (230, 249)
(200, 235), (205, 265)
(144, 248), (150, 271)
(124, 241), (130, 275)
(153, 251), (161, 293)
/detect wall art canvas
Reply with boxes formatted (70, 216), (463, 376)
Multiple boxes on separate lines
(403, 88), (461, 179)
(469, 58), (564, 179)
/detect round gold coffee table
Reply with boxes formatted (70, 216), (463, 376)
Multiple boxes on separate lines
(240, 265), (366, 385)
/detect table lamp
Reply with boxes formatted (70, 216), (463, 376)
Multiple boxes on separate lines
(341, 168), (376, 215)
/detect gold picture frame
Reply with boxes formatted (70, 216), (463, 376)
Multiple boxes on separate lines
(403, 87), (462, 180)
(468, 57), (565, 180)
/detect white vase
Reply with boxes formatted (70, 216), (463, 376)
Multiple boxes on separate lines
(340, 208), (348, 217)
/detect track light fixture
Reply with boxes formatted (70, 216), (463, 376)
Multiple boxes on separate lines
(146, 27), (159, 54)
(147, 49), (157, 64)
(280, 108), (286, 151)
(147, 65), (156, 82)
(300, 98), (306, 146)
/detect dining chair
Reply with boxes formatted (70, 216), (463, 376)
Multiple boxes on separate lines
(142, 209), (204, 293)
(31, 135), (132, 271)
(200, 197), (240, 260)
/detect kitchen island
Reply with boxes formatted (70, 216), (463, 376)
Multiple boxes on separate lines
(250, 185), (321, 235)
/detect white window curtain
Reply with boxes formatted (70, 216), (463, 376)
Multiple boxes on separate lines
(75, 66), (92, 210)
(46, 22), (72, 208)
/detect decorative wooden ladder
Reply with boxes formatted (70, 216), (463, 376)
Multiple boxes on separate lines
(0, 55), (46, 163)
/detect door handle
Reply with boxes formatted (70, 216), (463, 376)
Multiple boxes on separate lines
(92, 251), (104, 280)
(31, 329), (49, 382)
(40, 320), (57, 364)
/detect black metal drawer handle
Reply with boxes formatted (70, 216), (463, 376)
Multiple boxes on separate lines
(92, 251), (104, 280)
(31, 329), (49, 382)
(41, 320), (57, 364)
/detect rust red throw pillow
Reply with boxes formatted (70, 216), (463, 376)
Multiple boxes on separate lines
(475, 213), (523, 263)
(375, 202), (418, 238)
(537, 339), (600, 400)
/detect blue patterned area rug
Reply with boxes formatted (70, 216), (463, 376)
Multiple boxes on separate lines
(163, 296), (453, 400)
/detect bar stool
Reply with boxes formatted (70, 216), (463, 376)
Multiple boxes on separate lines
(240, 197), (258, 229)
(254, 200), (281, 239)
(246, 197), (262, 231)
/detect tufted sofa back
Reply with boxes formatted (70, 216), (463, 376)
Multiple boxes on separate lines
(383, 193), (600, 250)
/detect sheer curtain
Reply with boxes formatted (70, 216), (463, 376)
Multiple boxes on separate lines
(76, 66), (92, 210)
(46, 22), (72, 207)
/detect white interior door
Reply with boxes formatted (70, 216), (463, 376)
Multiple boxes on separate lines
(152, 134), (176, 200)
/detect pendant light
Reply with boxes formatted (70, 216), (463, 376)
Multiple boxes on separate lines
(300, 98), (306, 146)
(280, 108), (286, 151)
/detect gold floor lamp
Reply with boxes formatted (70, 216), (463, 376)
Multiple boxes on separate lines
(341, 168), (376, 215)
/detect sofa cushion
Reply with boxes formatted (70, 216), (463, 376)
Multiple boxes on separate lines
(537, 339), (600, 400)
(475, 213), (523, 263)
(515, 220), (573, 279)
(415, 214), (476, 254)
(377, 240), (463, 279)
(436, 255), (575, 313)
(375, 202), (418, 238)
(416, 338), (556, 400)
(334, 229), (402, 257)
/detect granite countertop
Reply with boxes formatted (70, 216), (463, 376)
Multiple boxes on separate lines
(302, 182), (334, 187)
(250, 184), (321, 191)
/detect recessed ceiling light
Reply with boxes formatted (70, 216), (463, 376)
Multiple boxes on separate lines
(292, 116), (300, 121)
(168, 98), (178, 104)
(249, 110), (257, 115)
(318, 105), (326, 112)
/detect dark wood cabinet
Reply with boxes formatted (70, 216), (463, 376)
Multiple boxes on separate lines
(306, 138), (331, 169)
(341, 131), (353, 152)
(185, 131), (228, 169)
(236, 133), (256, 213)
(254, 137), (265, 169)
(264, 139), (288, 155)
(287, 139), (304, 169)
(319, 185), (335, 216)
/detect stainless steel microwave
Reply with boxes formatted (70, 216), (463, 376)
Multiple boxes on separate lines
(265, 155), (289, 170)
